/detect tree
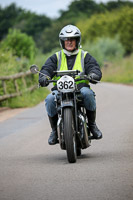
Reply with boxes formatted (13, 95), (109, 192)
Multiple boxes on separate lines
(39, 21), (62, 53)
(0, 3), (23, 40)
(105, 0), (133, 10)
(77, 6), (133, 54)
(0, 3), (52, 45)
(58, 0), (105, 24)
(14, 12), (52, 42)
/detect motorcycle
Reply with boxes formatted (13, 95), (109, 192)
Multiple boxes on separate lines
(30, 65), (99, 163)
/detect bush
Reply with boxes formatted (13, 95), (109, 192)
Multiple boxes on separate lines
(1, 29), (36, 60)
(83, 36), (125, 66)
(82, 42), (104, 67)
(0, 48), (30, 75)
(96, 36), (125, 60)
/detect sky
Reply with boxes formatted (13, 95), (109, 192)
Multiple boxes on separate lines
(0, 0), (115, 18)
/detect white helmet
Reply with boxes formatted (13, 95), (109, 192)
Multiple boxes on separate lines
(59, 24), (81, 50)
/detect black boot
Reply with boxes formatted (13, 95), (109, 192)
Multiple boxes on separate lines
(86, 110), (102, 140)
(48, 115), (58, 145)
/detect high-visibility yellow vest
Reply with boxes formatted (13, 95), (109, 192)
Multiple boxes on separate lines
(53, 49), (89, 85)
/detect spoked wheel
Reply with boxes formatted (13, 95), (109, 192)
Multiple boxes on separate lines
(63, 107), (77, 163)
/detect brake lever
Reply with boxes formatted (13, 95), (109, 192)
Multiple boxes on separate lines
(79, 74), (101, 83)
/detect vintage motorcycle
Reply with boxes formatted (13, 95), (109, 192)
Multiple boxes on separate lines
(30, 65), (98, 163)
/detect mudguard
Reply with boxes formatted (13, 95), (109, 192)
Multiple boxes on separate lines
(61, 101), (74, 108)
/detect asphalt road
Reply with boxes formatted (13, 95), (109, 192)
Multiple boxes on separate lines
(0, 82), (133, 200)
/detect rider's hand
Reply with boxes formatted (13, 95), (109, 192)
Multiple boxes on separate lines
(88, 73), (99, 84)
(39, 76), (49, 87)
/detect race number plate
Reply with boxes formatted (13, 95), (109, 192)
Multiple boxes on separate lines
(57, 75), (75, 93)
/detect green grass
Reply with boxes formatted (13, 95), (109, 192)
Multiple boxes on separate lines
(1, 87), (50, 108)
(102, 54), (133, 85)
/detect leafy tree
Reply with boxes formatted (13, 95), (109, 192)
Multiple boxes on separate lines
(0, 3), (23, 40)
(14, 12), (52, 43)
(118, 7), (133, 54)
(77, 6), (133, 54)
(105, 0), (133, 10)
(58, 0), (105, 24)
(0, 3), (51, 44)
(58, 0), (133, 24)
(39, 21), (64, 53)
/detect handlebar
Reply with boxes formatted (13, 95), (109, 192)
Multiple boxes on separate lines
(46, 75), (100, 84)
(30, 65), (100, 85)
(39, 75), (100, 87)
(47, 70), (100, 84)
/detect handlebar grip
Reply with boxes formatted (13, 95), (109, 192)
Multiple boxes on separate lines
(75, 77), (100, 83)
(47, 80), (57, 83)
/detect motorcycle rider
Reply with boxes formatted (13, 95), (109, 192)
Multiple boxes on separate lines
(39, 24), (103, 145)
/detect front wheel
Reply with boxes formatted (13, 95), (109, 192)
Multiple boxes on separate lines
(63, 107), (77, 163)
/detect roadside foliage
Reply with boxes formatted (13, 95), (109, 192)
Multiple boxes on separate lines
(77, 7), (133, 54)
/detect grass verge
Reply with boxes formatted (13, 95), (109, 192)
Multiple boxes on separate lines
(1, 87), (50, 108)
(102, 54), (133, 85)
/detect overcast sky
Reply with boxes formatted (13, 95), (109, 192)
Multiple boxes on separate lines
(0, 0), (132, 18)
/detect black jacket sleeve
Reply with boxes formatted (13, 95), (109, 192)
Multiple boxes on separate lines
(84, 53), (102, 81)
(39, 54), (57, 79)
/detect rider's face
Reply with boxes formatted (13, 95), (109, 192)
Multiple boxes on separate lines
(64, 38), (76, 51)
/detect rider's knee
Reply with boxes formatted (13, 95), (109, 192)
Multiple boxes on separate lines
(80, 87), (95, 98)
(45, 93), (54, 106)
(80, 87), (96, 111)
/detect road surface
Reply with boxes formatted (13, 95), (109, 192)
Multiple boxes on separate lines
(0, 82), (133, 200)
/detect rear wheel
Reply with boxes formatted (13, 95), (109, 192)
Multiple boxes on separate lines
(64, 107), (77, 163)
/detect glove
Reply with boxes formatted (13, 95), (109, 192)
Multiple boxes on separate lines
(88, 73), (100, 84)
(39, 75), (49, 87)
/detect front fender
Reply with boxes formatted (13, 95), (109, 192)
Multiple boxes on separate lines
(61, 100), (74, 108)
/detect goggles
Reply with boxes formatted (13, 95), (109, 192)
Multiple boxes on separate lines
(60, 37), (77, 41)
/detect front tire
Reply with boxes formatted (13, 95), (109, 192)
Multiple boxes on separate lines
(63, 107), (77, 163)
